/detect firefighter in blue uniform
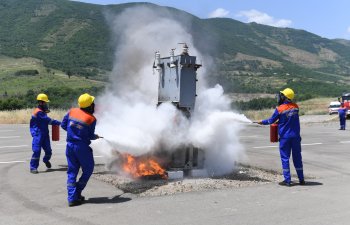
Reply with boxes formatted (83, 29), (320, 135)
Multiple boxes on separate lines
(338, 103), (347, 130)
(257, 88), (305, 186)
(61, 93), (100, 207)
(29, 93), (61, 174)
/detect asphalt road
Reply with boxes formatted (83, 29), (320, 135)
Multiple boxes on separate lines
(1, 121), (350, 225)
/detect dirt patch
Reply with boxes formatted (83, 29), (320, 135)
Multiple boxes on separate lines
(92, 165), (281, 197)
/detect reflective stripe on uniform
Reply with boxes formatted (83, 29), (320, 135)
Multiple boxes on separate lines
(67, 183), (76, 187)
(295, 168), (303, 171)
(31, 157), (40, 160)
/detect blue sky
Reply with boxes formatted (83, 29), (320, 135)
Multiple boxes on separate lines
(74, 0), (350, 40)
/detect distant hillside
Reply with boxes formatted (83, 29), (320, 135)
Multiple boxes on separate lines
(1, 0), (350, 100)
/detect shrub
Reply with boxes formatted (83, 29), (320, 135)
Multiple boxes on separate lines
(233, 97), (277, 111)
(14, 70), (39, 76)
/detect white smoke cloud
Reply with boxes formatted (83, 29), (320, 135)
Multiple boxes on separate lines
(236, 9), (292, 28)
(189, 85), (249, 174)
(91, 6), (250, 176)
(208, 8), (230, 18)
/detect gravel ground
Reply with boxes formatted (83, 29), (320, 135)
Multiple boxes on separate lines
(91, 114), (330, 197)
(92, 165), (282, 197)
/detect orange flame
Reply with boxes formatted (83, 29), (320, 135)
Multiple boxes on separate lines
(122, 153), (168, 179)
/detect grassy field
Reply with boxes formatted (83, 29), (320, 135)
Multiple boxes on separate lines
(243, 97), (337, 121)
(0, 55), (105, 96)
(0, 109), (67, 124)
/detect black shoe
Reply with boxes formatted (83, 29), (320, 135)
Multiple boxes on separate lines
(278, 181), (291, 187)
(44, 161), (52, 169)
(78, 195), (85, 202)
(68, 199), (82, 207)
(299, 180), (306, 185)
(30, 169), (38, 174)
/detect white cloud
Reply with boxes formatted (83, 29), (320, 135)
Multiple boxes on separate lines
(347, 26), (350, 33)
(236, 9), (292, 27)
(208, 8), (230, 18)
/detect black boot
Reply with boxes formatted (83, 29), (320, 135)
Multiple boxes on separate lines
(78, 195), (85, 202)
(30, 169), (38, 174)
(68, 199), (82, 207)
(44, 161), (52, 169)
(278, 180), (291, 187)
(299, 180), (306, 185)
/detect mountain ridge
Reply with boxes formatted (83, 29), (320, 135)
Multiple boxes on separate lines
(1, 0), (350, 98)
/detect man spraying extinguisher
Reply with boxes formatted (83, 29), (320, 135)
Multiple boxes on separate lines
(61, 93), (101, 207)
(256, 88), (305, 187)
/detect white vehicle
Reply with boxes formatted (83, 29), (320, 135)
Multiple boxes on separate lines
(328, 101), (341, 115)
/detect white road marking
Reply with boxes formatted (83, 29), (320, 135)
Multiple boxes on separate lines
(301, 143), (323, 146)
(0, 136), (20, 139)
(253, 145), (278, 149)
(0, 145), (28, 149)
(253, 142), (323, 149)
(340, 141), (350, 144)
(0, 160), (25, 164)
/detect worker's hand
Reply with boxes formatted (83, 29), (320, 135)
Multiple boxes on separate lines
(253, 121), (263, 125)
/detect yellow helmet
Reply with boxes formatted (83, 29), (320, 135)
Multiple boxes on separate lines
(78, 93), (95, 108)
(37, 93), (50, 102)
(280, 88), (295, 100)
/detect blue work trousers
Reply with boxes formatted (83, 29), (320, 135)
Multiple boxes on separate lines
(30, 134), (52, 170)
(279, 137), (304, 183)
(340, 117), (346, 129)
(66, 142), (94, 203)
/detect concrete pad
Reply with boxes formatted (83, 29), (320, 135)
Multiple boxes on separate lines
(189, 169), (208, 177)
(167, 170), (184, 180)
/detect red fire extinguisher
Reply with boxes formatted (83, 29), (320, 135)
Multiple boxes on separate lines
(270, 123), (278, 143)
(52, 125), (60, 141)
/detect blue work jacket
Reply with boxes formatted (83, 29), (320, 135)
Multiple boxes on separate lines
(61, 108), (97, 146)
(30, 107), (61, 137)
(338, 107), (348, 118)
(262, 101), (301, 139)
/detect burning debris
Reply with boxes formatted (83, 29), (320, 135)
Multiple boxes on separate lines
(103, 149), (168, 180)
(122, 153), (168, 179)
